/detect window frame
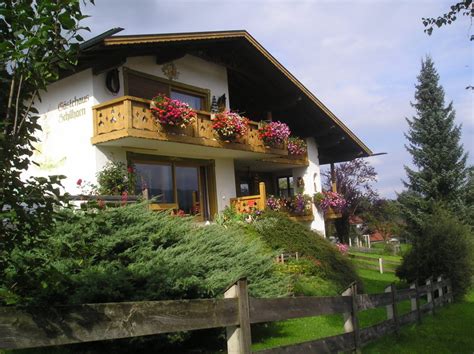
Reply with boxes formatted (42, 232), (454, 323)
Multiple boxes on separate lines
(123, 67), (211, 111)
(277, 176), (294, 198)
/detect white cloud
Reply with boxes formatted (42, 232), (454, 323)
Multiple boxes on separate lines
(82, 0), (473, 197)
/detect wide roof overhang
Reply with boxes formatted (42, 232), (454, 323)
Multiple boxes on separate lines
(75, 29), (373, 164)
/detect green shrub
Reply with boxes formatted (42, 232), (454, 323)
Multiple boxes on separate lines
(96, 161), (135, 195)
(397, 206), (474, 300)
(1, 203), (290, 352)
(250, 211), (361, 291)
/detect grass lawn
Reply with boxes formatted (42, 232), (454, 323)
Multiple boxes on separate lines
(252, 267), (398, 352)
(253, 257), (472, 353)
(363, 289), (474, 354)
(349, 250), (403, 263)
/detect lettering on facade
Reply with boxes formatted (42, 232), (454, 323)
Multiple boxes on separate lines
(58, 95), (90, 121)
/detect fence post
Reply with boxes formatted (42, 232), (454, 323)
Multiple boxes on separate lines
(446, 278), (453, 304)
(224, 278), (252, 354)
(426, 277), (434, 315)
(378, 258), (383, 274)
(437, 276), (444, 307)
(342, 283), (361, 353)
(410, 282), (421, 324)
(295, 252), (299, 261)
(385, 284), (399, 334)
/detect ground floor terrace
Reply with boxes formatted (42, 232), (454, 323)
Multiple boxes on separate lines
(95, 134), (325, 234)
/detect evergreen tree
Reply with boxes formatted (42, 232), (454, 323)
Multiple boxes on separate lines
(404, 56), (468, 204)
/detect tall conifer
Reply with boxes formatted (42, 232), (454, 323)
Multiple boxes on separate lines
(404, 56), (468, 203)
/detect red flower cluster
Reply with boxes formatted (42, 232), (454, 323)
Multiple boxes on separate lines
(211, 111), (249, 141)
(150, 94), (197, 128)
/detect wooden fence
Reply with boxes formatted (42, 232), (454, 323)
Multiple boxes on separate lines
(0, 276), (452, 353)
(348, 253), (401, 274)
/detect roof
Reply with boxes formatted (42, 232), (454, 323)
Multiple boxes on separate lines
(370, 231), (387, 242)
(73, 29), (373, 164)
(349, 215), (364, 225)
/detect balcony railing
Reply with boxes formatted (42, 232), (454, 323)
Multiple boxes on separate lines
(91, 96), (308, 163)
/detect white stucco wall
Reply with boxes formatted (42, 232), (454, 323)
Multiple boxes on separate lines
(122, 54), (230, 106)
(292, 138), (326, 236)
(214, 158), (237, 212)
(28, 69), (96, 194)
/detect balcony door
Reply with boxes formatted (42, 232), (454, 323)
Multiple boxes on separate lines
(131, 154), (216, 220)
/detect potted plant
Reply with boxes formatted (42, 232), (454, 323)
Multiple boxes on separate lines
(211, 111), (249, 142)
(258, 121), (290, 148)
(314, 191), (346, 219)
(287, 136), (307, 156)
(150, 94), (197, 132)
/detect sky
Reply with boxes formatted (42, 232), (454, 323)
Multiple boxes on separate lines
(82, 0), (473, 199)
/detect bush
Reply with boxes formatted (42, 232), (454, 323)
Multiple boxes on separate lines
(1, 203), (290, 352)
(249, 211), (361, 291)
(397, 206), (474, 300)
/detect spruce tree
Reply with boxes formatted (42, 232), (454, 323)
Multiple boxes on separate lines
(404, 56), (468, 204)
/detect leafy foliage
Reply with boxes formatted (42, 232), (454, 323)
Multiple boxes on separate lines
(397, 206), (473, 300)
(0, 0), (92, 302)
(96, 161), (135, 195)
(323, 158), (378, 243)
(250, 212), (361, 291)
(2, 203), (289, 306)
(422, 0), (473, 37)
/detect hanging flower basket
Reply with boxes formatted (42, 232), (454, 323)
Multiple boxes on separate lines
(313, 191), (346, 219)
(211, 111), (249, 142)
(150, 94), (197, 129)
(258, 121), (290, 148)
(287, 136), (307, 156)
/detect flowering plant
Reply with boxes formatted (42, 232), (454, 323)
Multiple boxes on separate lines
(150, 94), (197, 128)
(212, 111), (249, 141)
(287, 136), (307, 155)
(258, 121), (291, 147)
(336, 243), (349, 255)
(314, 191), (346, 212)
(266, 193), (312, 216)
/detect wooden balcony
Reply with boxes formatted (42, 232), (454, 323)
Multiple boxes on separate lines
(91, 96), (308, 164)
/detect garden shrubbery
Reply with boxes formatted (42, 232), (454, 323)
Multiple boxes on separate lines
(397, 206), (473, 300)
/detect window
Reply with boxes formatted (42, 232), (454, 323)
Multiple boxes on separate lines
(134, 163), (174, 203)
(125, 68), (209, 110)
(277, 176), (294, 198)
(131, 157), (217, 218)
(171, 90), (204, 110)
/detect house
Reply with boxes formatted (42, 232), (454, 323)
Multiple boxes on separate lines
(28, 29), (372, 235)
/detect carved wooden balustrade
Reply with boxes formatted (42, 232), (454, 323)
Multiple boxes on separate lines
(230, 182), (267, 213)
(91, 96), (308, 164)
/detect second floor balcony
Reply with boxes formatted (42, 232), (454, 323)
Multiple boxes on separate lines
(91, 96), (308, 165)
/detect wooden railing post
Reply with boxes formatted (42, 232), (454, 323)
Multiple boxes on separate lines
(224, 278), (252, 354)
(426, 277), (433, 315)
(384, 284), (399, 335)
(258, 182), (266, 210)
(342, 283), (360, 353)
(410, 282), (421, 324)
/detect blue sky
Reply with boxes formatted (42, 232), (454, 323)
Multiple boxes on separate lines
(82, 0), (473, 198)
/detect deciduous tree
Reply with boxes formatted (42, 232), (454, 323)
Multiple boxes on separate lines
(0, 0), (92, 303)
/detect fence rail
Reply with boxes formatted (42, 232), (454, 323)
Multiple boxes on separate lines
(348, 253), (401, 274)
(0, 276), (452, 353)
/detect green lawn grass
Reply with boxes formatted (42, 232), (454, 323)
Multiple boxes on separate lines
(363, 289), (474, 354)
(252, 267), (398, 352)
(253, 261), (472, 353)
(349, 250), (403, 263)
